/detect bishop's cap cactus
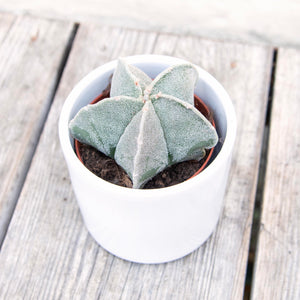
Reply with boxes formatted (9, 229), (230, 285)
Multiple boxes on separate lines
(69, 58), (218, 188)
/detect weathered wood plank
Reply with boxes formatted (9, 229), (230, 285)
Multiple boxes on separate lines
(0, 15), (74, 245)
(0, 13), (15, 43)
(251, 48), (300, 300)
(0, 24), (272, 299)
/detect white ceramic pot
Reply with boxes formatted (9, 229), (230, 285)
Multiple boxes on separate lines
(59, 55), (237, 264)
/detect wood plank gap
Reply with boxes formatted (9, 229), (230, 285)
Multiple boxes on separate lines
(250, 47), (300, 300)
(243, 48), (278, 300)
(265, 49), (278, 126)
(50, 23), (80, 106)
(0, 22), (79, 249)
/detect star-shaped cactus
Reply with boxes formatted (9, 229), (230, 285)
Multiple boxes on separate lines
(69, 58), (218, 188)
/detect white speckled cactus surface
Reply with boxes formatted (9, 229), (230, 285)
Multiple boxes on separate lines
(69, 58), (218, 188)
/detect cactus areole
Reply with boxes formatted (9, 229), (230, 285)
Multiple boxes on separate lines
(69, 59), (218, 189)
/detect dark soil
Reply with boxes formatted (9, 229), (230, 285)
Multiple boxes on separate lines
(79, 143), (209, 189)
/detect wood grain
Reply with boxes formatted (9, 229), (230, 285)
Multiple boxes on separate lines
(251, 48), (300, 300)
(0, 24), (273, 299)
(0, 13), (15, 43)
(0, 15), (74, 245)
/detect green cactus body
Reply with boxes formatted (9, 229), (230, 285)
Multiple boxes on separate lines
(69, 58), (218, 188)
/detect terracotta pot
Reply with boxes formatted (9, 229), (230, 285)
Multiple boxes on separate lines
(74, 93), (216, 182)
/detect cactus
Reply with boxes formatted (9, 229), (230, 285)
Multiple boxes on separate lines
(69, 58), (218, 188)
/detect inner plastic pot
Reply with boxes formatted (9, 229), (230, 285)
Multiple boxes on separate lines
(74, 92), (216, 185)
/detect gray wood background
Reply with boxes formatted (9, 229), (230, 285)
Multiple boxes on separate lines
(0, 12), (299, 300)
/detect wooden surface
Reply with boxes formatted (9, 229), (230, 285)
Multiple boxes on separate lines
(251, 48), (300, 300)
(0, 13), (74, 245)
(0, 13), (298, 300)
